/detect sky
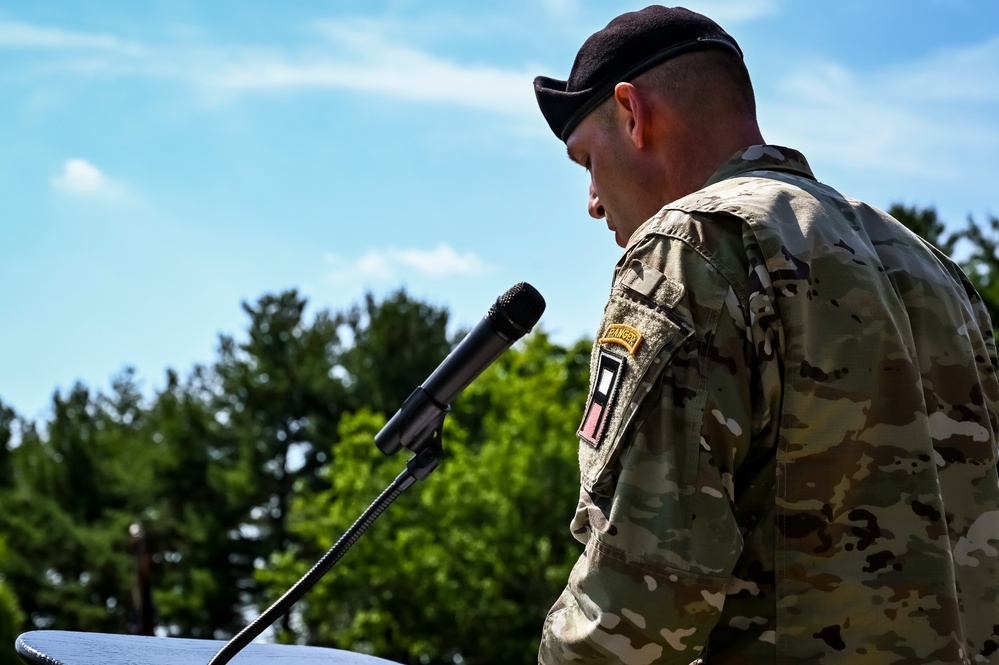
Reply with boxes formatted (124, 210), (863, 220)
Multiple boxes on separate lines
(2, 0), (998, 423)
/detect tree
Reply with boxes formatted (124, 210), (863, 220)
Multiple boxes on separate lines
(336, 289), (453, 417)
(260, 332), (591, 665)
(959, 214), (999, 327)
(137, 367), (253, 639)
(162, 288), (453, 639)
(0, 402), (26, 665)
(207, 291), (346, 635)
(0, 402), (14, 490)
(0, 374), (159, 636)
(0, 536), (25, 665)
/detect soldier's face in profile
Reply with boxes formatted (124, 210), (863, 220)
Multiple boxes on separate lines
(567, 108), (659, 249)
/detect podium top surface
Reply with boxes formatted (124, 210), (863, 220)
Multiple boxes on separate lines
(15, 631), (401, 665)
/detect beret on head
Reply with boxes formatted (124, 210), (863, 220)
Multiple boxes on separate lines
(534, 5), (743, 141)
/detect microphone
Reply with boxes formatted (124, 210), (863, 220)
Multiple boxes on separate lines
(375, 282), (546, 456)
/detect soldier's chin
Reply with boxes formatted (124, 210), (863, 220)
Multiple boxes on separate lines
(605, 220), (625, 248)
(612, 226), (628, 248)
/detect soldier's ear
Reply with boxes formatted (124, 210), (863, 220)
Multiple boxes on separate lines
(612, 82), (650, 149)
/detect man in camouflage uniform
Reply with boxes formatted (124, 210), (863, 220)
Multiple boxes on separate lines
(533, 6), (999, 664)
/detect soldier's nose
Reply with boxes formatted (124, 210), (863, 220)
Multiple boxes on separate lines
(588, 183), (605, 219)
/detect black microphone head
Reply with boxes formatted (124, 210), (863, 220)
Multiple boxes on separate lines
(488, 282), (546, 341)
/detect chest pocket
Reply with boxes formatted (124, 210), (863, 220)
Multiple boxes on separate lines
(578, 263), (693, 492)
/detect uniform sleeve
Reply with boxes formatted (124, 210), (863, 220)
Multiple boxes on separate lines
(539, 230), (755, 665)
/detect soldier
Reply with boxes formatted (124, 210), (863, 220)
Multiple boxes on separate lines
(533, 6), (999, 664)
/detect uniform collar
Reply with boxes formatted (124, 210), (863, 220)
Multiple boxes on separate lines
(703, 144), (815, 187)
(620, 145), (816, 253)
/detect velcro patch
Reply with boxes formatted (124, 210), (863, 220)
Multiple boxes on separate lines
(621, 260), (684, 308)
(578, 349), (626, 448)
(599, 323), (643, 356)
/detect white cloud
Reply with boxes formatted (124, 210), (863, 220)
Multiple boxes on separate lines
(0, 14), (539, 122)
(52, 159), (104, 192)
(325, 244), (489, 284)
(200, 21), (537, 118)
(0, 20), (143, 54)
(881, 36), (999, 104)
(0, 15), (536, 125)
(392, 245), (489, 277)
(759, 35), (999, 181)
(51, 159), (124, 199)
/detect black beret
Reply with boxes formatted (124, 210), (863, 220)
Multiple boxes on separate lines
(534, 5), (743, 141)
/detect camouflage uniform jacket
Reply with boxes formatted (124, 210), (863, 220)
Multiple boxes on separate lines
(539, 145), (999, 665)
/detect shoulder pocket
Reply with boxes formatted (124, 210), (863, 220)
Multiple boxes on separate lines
(578, 289), (692, 492)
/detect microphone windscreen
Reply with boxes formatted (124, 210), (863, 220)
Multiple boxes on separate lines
(489, 282), (546, 340)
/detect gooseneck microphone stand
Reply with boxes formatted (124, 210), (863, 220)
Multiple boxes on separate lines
(207, 421), (446, 665)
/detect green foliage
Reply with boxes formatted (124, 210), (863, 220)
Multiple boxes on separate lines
(959, 214), (999, 327)
(0, 287), (467, 658)
(208, 291), (345, 634)
(336, 289), (453, 416)
(0, 403), (14, 490)
(0, 376), (161, 636)
(0, 537), (25, 665)
(0, 405), (26, 663)
(261, 332), (590, 665)
(140, 368), (255, 638)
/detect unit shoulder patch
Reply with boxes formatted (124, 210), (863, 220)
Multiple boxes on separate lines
(578, 348), (626, 448)
(577, 292), (695, 490)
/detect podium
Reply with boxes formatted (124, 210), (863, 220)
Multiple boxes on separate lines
(15, 631), (401, 665)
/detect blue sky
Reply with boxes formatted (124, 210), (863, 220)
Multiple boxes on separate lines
(2, 0), (998, 422)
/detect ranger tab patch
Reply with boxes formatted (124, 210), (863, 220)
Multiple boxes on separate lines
(578, 349), (626, 448)
(599, 323), (643, 356)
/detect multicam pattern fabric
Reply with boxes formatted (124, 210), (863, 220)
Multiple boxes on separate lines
(540, 145), (999, 664)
